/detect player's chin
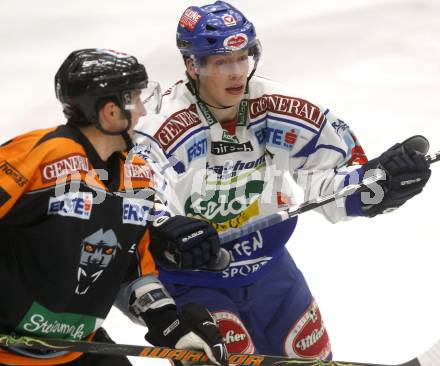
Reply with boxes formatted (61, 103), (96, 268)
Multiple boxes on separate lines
(223, 90), (245, 104)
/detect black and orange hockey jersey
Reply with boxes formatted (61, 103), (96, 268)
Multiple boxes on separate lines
(0, 123), (158, 365)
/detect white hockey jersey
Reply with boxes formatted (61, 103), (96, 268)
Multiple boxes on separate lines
(133, 76), (367, 287)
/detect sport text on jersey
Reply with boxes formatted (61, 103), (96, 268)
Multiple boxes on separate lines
(154, 104), (201, 149)
(249, 95), (325, 128)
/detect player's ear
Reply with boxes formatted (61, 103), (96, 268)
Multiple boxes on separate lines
(99, 101), (119, 126)
(185, 57), (198, 80)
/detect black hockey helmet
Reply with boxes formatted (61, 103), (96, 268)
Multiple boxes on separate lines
(55, 48), (160, 129)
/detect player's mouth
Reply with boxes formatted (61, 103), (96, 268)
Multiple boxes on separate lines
(225, 85), (244, 95)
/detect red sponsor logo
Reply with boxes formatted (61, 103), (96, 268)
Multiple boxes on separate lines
(284, 129), (297, 144)
(179, 7), (202, 31)
(154, 104), (201, 150)
(349, 145), (368, 166)
(284, 299), (331, 359)
(222, 14), (236, 26)
(277, 192), (294, 208)
(224, 33), (248, 50)
(124, 163), (153, 180)
(40, 154), (90, 183)
(249, 95), (325, 128)
(212, 311), (255, 354)
(100, 49), (130, 58)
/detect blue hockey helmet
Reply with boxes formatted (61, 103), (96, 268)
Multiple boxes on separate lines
(176, 1), (261, 61)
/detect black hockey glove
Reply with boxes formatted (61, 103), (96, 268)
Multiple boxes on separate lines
(143, 303), (228, 366)
(361, 135), (431, 217)
(150, 215), (229, 271)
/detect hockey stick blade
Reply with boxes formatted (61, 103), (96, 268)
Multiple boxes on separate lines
(0, 333), (439, 366)
(219, 150), (440, 244)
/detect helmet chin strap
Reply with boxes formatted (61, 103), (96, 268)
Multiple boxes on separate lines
(95, 110), (133, 151)
(192, 73), (236, 110)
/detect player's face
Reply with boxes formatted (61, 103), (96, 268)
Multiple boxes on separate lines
(122, 82), (161, 135)
(112, 91), (146, 137)
(197, 50), (249, 107)
(129, 90), (147, 128)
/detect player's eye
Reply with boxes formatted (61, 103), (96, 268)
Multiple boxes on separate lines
(84, 243), (95, 253)
(238, 55), (248, 63)
(214, 59), (227, 67)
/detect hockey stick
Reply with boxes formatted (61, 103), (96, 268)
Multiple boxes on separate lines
(0, 333), (439, 366)
(219, 150), (440, 244)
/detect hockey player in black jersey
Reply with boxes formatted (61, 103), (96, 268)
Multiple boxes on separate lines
(0, 49), (227, 366)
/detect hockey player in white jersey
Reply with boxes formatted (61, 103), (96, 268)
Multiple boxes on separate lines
(134, 1), (431, 359)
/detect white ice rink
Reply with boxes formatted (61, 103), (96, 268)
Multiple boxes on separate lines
(1, 0), (439, 365)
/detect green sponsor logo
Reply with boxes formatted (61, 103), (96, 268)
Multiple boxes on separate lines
(17, 302), (100, 340)
(185, 180), (264, 223)
(197, 102), (217, 126)
(222, 131), (239, 143)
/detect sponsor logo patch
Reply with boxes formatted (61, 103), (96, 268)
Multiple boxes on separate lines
(186, 137), (208, 162)
(48, 192), (93, 220)
(211, 199), (260, 233)
(249, 95), (325, 128)
(124, 163), (153, 180)
(224, 33), (248, 51)
(208, 154), (266, 177)
(254, 126), (297, 150)
(212, 311), (255, 354)
(277, 192), (294, 208)
(40, 154), (90, 183)
(285, 129), (297, 144)
(331, 119), (349, 137)
(222, 14), (236, 26)
(0, 160), (28, 187)
(186, 178), (262, 236)
(179, 7), (202, 31)
(349, 145), (368, 166)
(284, 299), (331, 359)
(211, 141), (253, 155)
(222, 130), (239, 143)
(17, 302), (101, 340)
(221, 257), (271, 279)
(154, 104), (201, 150)
(122, 198), (154, 226)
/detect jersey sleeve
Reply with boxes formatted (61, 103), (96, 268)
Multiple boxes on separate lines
(0, 129), (93, 226)
(0, 134), (41, 222)
(290, 108), (368, 223)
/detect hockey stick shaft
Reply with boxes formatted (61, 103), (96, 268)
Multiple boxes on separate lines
(219, 150), (440, 244)
(0, 333), (438, 366)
